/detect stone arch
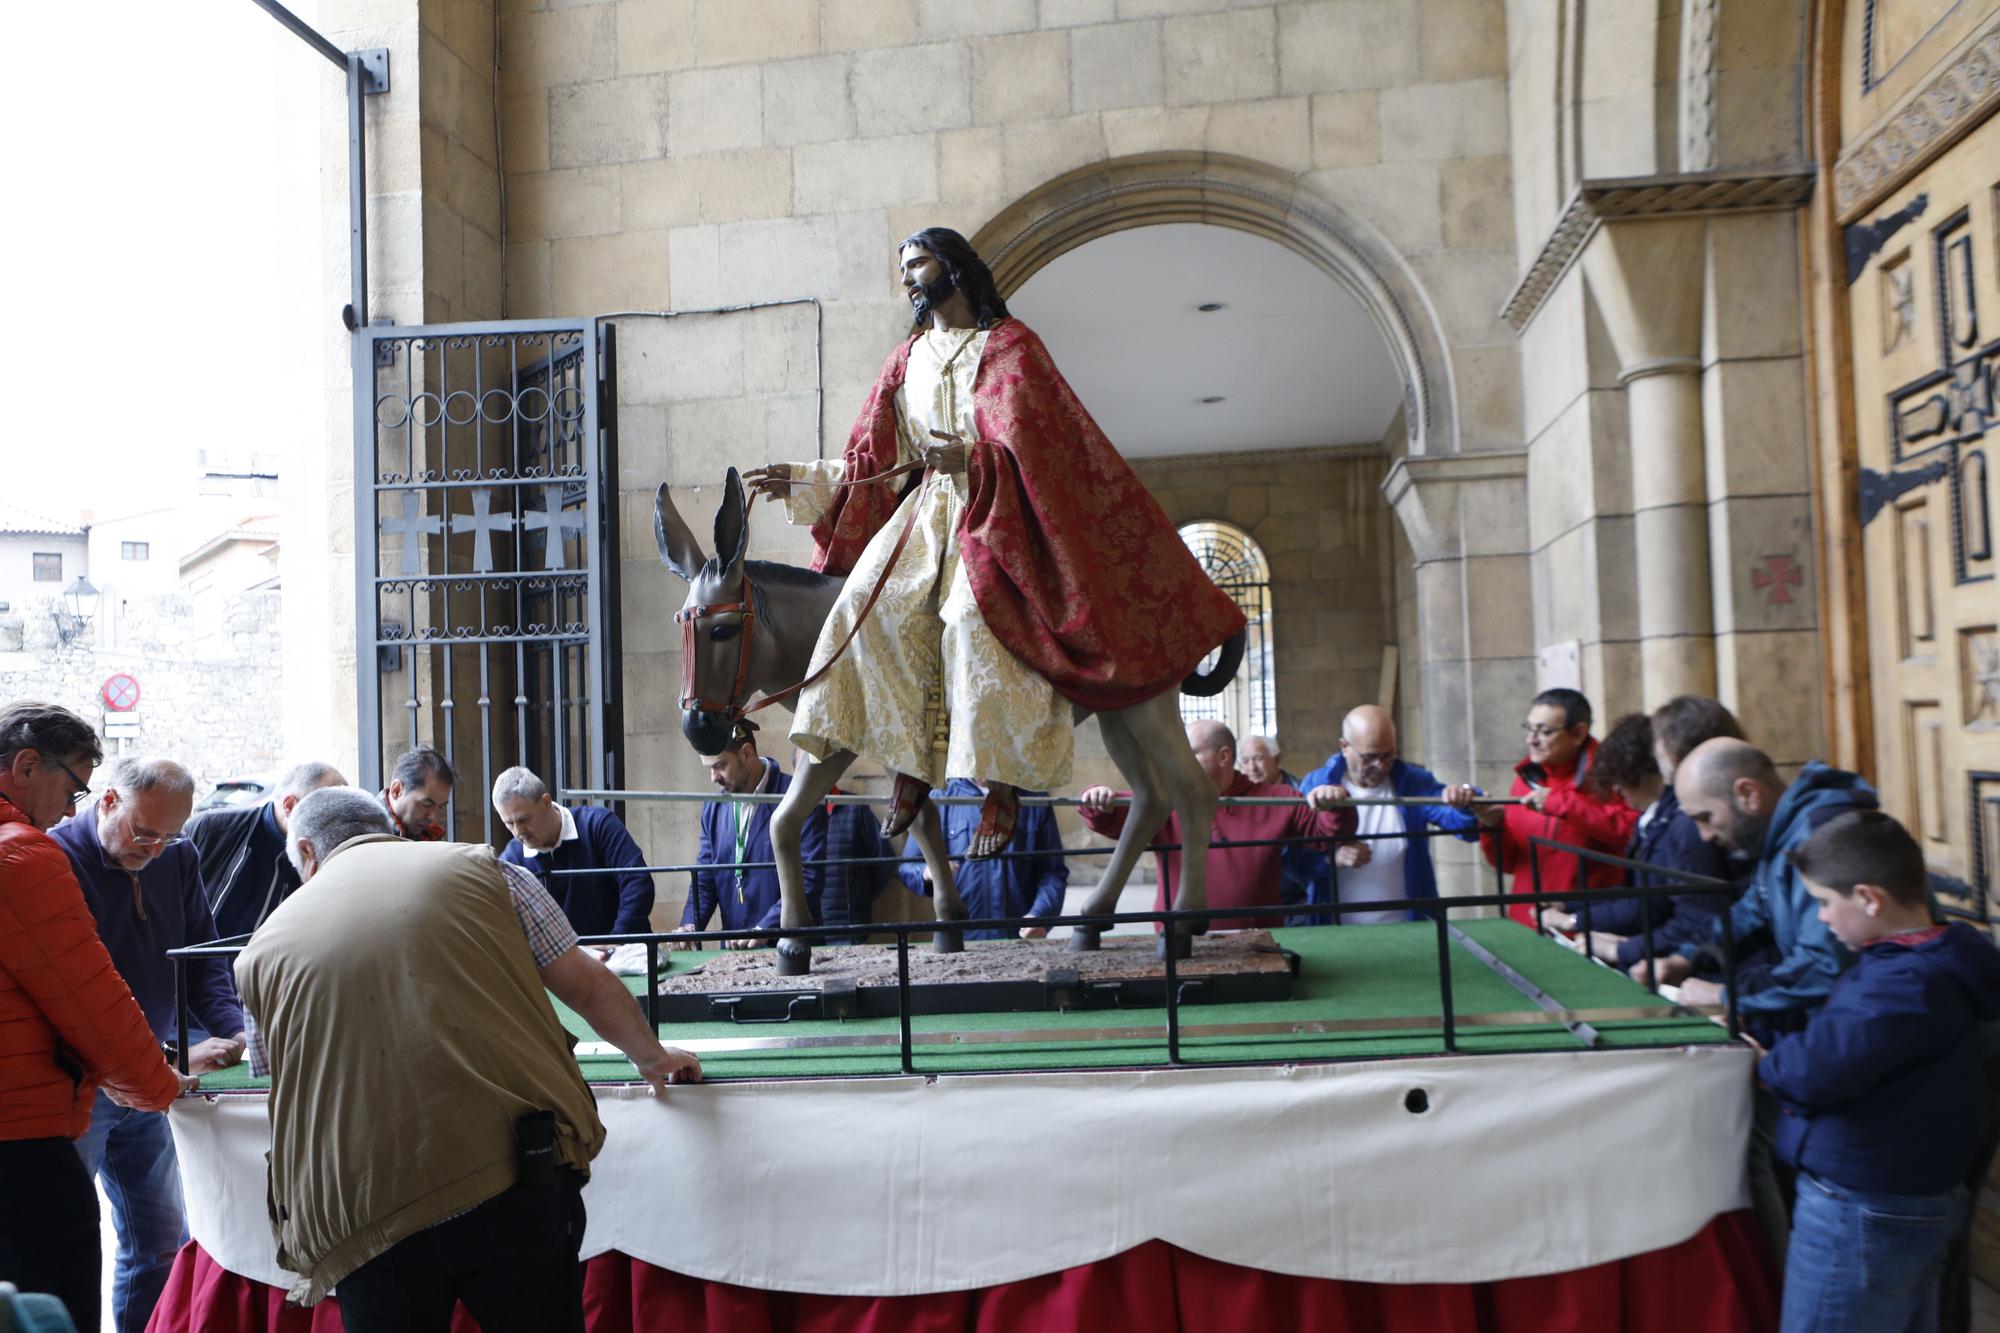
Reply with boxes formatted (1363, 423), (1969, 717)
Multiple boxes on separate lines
(970, 151), (1460, 458)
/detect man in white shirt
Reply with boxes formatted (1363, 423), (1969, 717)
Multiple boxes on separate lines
(1298, 706), (1484, 923)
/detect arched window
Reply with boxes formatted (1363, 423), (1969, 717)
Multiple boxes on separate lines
(1177, 520), (1275, 743)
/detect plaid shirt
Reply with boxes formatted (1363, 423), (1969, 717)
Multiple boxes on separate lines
(246, 858), (577, 1077)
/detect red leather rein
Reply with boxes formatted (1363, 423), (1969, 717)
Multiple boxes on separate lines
(676, 458), (930, 724)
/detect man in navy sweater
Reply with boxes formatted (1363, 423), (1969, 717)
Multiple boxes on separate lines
(896, 778), (1068, 940)
(1760, 811), (2000, 1332)
(676, 730), (826, 946)
(494, 766), (656, 936)
(53, 756), (248, 1333)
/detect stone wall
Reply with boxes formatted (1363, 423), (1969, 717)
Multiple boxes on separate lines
(0, 592), (288, 796)
(494, 0), (1522, 462)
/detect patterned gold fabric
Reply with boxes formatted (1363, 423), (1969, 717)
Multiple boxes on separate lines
(782, 328), (1074, 789)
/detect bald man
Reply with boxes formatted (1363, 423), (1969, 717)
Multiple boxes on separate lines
(1644, 739), (1878, 1027)
(1645, 738), (1880, 1274)
(1079, 721), (1356, 930)
(1297, 706), (1484, 923)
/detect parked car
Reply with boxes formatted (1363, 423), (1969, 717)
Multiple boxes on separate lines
(195, 773), (276, 813)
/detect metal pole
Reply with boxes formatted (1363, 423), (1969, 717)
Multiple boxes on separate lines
(1433, 910), (1457, 1054)
(347, 54), (368, 328)
(895, 928), (914, 1075)
(249, 0), (350, 71)
(174, 961), (190, 1076)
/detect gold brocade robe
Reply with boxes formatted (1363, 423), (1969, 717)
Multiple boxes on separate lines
(782, 327), (1074, 789)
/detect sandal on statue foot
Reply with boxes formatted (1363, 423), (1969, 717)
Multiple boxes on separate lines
(881, 772), (931, 839)
(967, 785), (1020, 860)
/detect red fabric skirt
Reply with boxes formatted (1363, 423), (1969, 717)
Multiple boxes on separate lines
(149, 1210), (1776, 1332)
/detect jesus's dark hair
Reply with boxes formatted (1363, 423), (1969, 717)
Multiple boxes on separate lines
(901, 228), (1010, 332)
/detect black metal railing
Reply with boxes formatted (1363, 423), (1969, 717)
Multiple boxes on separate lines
(166, 831), (1744, 1083)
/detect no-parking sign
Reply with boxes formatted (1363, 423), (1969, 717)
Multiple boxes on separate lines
(101, 673), (141, 712)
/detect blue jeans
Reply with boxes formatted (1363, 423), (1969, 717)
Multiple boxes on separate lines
(74, 1090), (188, 1333)
(1782, 1171), (1964, 1333)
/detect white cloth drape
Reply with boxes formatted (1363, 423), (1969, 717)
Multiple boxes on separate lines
(172, 1046), (1752, 1296)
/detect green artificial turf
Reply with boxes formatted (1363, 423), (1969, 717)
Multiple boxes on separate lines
(192, 919), (1729, 1090)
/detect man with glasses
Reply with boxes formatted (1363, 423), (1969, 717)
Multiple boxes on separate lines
(1474, 687), (1634, 925)
(1, 704), (191, 1332)
(51, 755), (248, 1333)
(1296, 705), (1485, 923)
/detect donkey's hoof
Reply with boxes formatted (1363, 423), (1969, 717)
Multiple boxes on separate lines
(774, 938), (813, 976)
(1068, 927), (1102, 953)
(1157, 931), (1194, 962)
(931, 929), (964, 955)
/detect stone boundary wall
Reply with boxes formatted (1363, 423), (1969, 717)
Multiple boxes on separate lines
(0, 592), (287, 797)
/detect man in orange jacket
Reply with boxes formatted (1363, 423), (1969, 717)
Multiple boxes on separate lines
(0, 701), (192, 1330)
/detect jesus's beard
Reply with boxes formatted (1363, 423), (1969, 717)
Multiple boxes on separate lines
(910, 273), (956, 326)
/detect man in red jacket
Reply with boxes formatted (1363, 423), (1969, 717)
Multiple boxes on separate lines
(1478, 688), (1638, 926)
(1080, 721), (1357, 931)
(0, 701), (191, 1330)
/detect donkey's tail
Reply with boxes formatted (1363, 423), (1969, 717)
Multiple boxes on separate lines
(1180, 628), (1246, 698)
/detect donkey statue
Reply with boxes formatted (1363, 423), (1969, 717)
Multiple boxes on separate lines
(655, 468), (1245, 974)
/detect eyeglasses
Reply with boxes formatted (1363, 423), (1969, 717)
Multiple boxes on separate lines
(126, 829), (187, 848)
(50, 756), (93, 806)
(1522, 723), (1569, 740)
(1344, 747), (1398, 766)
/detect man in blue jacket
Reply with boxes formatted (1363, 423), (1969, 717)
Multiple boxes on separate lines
(1297, 706), (1483, 923)
(1653, 738), (1878, 1029)
(53, 756), (249, 1333)
(493, 765), (655, 936)
(676, 729), (825, 945)
(1647, 736), (1880, 1268)
(896, 778), (1068, 940)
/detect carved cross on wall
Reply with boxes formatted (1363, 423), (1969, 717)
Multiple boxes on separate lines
(381, 491), (443, 576)
(520, 484), (589, 571)
(462, 489), (516, 574)
(1752, 554), (1804, 605)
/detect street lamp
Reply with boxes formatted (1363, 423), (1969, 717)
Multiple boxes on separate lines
(56, 576), (99, 647)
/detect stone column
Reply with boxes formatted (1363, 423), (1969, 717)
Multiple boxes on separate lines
(1384, 450), (1532, 901)
(1581, 218), (1718, 705)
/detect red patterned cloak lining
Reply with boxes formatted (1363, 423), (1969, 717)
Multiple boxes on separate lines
(808, 318), (1246, 713)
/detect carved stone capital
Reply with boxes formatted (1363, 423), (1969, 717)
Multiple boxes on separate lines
(1617, 356), (1705, 386)
(1502, 171), (1815, 333)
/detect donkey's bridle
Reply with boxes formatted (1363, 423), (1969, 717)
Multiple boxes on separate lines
(675, 572), (759, 721)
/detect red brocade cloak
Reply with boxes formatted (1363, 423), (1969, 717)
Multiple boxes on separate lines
(808, 318), (1246, 714)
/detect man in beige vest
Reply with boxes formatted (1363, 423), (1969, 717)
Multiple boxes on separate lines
(235, 788), (699, 1330)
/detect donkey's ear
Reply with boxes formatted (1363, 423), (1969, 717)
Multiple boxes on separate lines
(654, 483), (706, 582)
(714, 467), (750, 571)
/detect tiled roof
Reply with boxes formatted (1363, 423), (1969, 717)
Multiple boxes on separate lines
(0, 501), (85, 538)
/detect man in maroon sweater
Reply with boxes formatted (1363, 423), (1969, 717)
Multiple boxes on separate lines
(1079, 721), (1356, 930)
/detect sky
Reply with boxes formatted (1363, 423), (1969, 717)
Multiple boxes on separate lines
(5, 3), (328, 529)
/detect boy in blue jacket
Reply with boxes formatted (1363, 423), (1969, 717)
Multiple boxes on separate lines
(1759, 811), (2000, 1333)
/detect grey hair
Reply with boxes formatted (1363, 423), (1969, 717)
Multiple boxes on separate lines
(105, 756), (196, 800)
(276, 761), (346, 801)
(491, 765), (548, 806)
(287, 786), (395, 874)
